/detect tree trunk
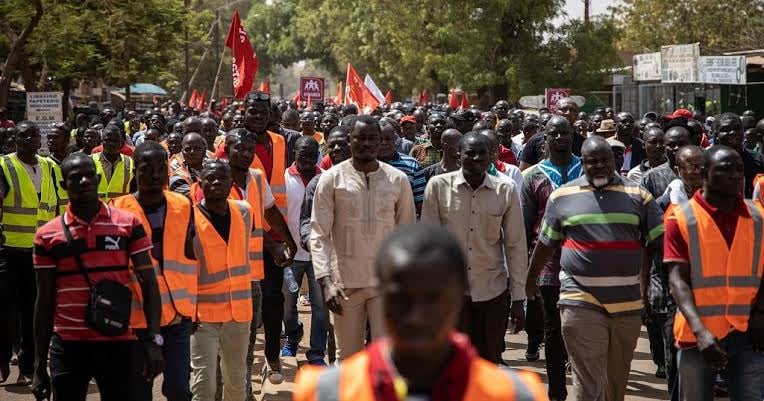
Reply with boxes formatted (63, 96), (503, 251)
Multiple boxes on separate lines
(0, 0), (43, 108)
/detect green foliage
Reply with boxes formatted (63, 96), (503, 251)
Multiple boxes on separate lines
(616, 0), (764, 53)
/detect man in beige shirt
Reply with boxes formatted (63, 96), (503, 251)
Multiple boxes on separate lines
(421, 131), (527, 364)
(310, 115), (416, 360)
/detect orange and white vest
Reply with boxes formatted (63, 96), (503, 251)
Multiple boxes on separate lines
(671, 198), (764, 342)
(230, 168), (266, 280)
(193, 199), (253, 323)
(250, 131), (287, 229)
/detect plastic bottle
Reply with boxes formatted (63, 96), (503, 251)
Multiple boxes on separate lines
(284, 267), (299, 293)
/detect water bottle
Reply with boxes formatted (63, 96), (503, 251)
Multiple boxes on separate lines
(284, 267), (299, 293)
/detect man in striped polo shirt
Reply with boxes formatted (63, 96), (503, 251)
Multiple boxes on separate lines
(527, 136), (664, 401)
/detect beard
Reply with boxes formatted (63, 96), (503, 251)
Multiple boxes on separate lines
(592, 177), (611, 188)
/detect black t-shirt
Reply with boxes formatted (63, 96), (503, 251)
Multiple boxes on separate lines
(742, 147), (764, 198)
(520, 130), (584, 165)
(197, 203), (231, 243)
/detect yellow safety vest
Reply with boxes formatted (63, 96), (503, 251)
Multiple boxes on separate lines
(46, 158), (68, 214)
(0, 154), (59, 248)
(92, 153), (133, 201)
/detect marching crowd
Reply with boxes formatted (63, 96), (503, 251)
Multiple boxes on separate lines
(0, 90), (763, 401)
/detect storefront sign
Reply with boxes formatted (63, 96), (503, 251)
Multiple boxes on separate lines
(26, 92), (63, 155)
(698, 56), (747, 85)
(633, 52), (661, 81)
(661, 43), (700, 83)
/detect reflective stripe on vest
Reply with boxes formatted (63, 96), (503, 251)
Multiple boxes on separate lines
(48, 160), (68, 214)
(673, 199), (763, 342)
(192, 199), (253, 323)
(93, 153), (133, 200)
(250, 131), (287, 226)
(113, 191), (199, 327)
(0, 154), (58, 247)
(230, 168), (266, 280)
(315, 357), (542, 401)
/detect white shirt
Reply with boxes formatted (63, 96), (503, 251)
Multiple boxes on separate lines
(285, 167), (319, 261)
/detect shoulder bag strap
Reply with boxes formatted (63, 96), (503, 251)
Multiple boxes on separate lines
(60, 214), (92, 291)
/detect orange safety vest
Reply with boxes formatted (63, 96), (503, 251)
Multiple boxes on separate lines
(229, 168), (266, 280)
(293, 350), (546, 401)
(754, 174), (764, 204)
(193, 199), (253, 323)
(112, 192), (198, 328)
(671, 198), (764, 343)
(250, 131), (287, 229)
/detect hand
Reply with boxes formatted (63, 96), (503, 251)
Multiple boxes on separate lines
(266, 242), (292, 267)
(319, 276), (346, 315)
(142, 340), (165, 380)
(696, 329), (727, 370)
(509, 300), (525, 334)
(285, 240), (298, 262)
(642, 298), (655, 325)
(525, 280), (540, 301)
(31, 366), (50, 401)
(748, 309), (764, 353)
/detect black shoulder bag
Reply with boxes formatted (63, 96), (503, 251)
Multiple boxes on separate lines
(61, 215), (132, 337)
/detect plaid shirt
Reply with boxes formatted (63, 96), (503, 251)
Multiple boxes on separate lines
(409, 142), (441, 168)
(382, 152), (426, 206)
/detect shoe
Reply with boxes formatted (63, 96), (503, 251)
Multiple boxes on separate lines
(16, 373), (32, 386)
(655, 365), (667, 379)
(10, 355), (18, 366)
(565, 361), (572, 374)
(298, 295), (310, 306)
(0, 364), (9, 384)
(281, 341), (299, 357)
(267, 360), (284, 385)
(525, 344), (540, 362)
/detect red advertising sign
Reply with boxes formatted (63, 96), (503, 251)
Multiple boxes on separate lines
(300, 77), (325, 102)
(544, 88), (571, 111)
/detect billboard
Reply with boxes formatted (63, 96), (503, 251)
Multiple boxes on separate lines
(661, 43), (700, 83)
(633, 52), (661, 81)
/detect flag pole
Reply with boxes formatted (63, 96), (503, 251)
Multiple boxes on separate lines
(211, 46), (227, 102)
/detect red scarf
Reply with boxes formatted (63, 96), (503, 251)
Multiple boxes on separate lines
(367, 332), (476, 401)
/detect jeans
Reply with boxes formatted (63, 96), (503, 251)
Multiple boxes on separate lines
(677, 330), (764, 401)
(283, 260), (328, 363)
(49, 335), (138, 401)
(261, 253), (284, 364)
(0, 247), (35, 374)
(134, 318), (194, 401)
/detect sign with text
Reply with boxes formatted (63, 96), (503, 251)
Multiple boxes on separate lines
(661, 43), (700, 83)
(544, 88), (571, 111)
(26, 92), (63, 155)
(633, 52), (661, 81)
(299, 77), (325, 102)
(698, 56), (747, 85)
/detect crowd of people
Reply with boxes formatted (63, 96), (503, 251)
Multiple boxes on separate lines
(0, 90), (762, 401)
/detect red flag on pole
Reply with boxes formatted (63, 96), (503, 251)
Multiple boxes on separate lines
(448, 89), (459, 109)
(460, 92), (469, 110)
(306, 95), (313, 111)
(418, 88), (430, 105)
(292, 92), (300, 104)
(198, 89), (207, 111)
(258, 80), (270, 94)
(334, 82), (344, 105)
(345, 63), (379, 111)
(384, 89), (393, 106)
(189, 89), (199, 109)
(225, 10), (258, 98)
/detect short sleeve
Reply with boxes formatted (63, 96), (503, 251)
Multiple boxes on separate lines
(663, 213), (689, 263)
(33, 234), (56, 269)
(127, 215), (153, 256)
(537, 195), (565, 248)
(261, 179), (276, 209)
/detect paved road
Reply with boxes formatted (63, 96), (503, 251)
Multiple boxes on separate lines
(2, 305), (724, 400)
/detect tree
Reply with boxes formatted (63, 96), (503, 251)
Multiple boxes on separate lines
(0, 0), (42, 108)
(616, 0), (764, 53)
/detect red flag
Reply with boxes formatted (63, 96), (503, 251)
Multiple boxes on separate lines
(258, 80), (270, 94)
(225, 10), (258, 98)
(292, 92), (300, 104)
(306, 95), (313, 111)
(385, 89), (393, 106)
(189, 89), (199, 109)
(418, 88), (430, 105)
(219, 97), (229, 109)
(460, 92), (469, 110)
(448, 89), (459, 109)
(345, 63), (379, 111)
(334, 82), (344, 105)
(198, 89), (207, 111)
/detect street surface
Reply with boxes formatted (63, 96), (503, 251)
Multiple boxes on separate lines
(2, 304), (726, 401)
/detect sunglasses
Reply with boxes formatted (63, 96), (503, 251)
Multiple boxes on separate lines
(245, 92), (271, 103)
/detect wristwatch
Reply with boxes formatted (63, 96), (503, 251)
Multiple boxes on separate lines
(151, 333), (164, 347)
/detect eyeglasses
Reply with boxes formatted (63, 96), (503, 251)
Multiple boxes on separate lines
(245, 92), (271, 103)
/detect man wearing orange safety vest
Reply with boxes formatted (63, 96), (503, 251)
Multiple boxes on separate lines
(188, 160), (257, 401)
(665, 145), (764, 401)
(112, 141), (197, 401)
(238, 91), (294, 384)
(221, 128), (296, 387)
(752, 173), (764, 204)
(294, 224), (547, 401)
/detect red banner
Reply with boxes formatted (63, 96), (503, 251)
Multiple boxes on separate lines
(545, 88), (571, 111)
(345, 63), (379, 111)
(225, 10), (258, 98)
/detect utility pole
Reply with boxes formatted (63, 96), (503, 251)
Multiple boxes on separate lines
(184, 0), (190, 100)
(583, 0), (590, 24)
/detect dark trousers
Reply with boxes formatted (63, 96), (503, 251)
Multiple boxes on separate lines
(133, 319), (194, 401)
(50, 335), (139, 401)
(0, 247), (35, 374)
(458, 290), (509, 364)
(524, 286), (568, 400)
(662, 309), (679, 401)
(647, 313), (666, 368)
(261, 252), (284, 364)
